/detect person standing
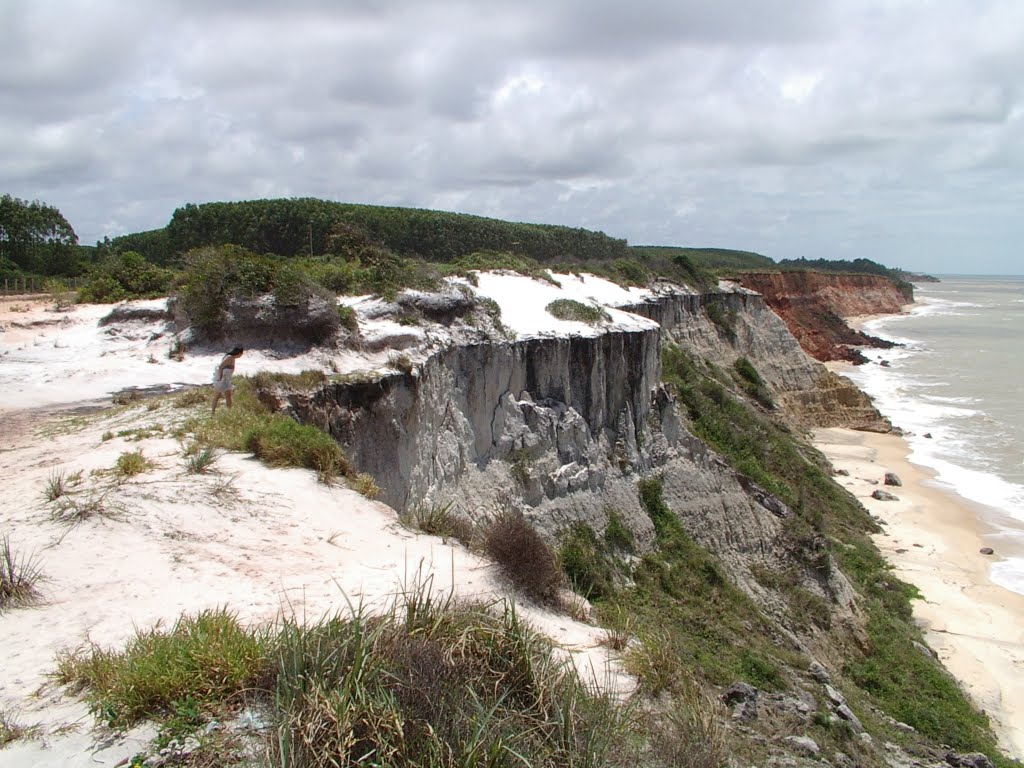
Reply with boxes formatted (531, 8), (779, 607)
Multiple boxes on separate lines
(211, 346), (244, 414)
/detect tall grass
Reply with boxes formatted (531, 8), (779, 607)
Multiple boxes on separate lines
(54, 587), (633, 767)
(0, 536), (44, 611)
(55, 608), (269, 728)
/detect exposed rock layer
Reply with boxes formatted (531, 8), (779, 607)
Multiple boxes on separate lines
(734, 271), (910, 364)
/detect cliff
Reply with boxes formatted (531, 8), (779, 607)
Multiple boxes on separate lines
(105, 270), (1003, 765)
(735, 271), (911, 364)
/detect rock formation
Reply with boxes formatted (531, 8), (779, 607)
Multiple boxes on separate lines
(734, 271), (910, 363)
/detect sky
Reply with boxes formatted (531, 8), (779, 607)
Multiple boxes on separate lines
(2, 1), (1022, 275)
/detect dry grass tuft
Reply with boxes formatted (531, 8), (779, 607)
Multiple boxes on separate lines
(0, 536), (44, 612)
(482, 508), (566, 606)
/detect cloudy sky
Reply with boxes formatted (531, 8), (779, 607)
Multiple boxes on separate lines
(2, 1), (1022, 274)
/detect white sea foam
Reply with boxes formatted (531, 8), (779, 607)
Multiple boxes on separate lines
(852, 276), (1024, 596)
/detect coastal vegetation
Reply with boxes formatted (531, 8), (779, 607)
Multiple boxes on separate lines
(55, 586), (645, 767)
(0, 535), (44, 612)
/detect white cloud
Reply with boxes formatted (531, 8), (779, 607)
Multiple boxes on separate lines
(1, 0), (1022, 273)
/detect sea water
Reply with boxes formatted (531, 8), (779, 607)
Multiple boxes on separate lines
(840, 275), (1024, 597)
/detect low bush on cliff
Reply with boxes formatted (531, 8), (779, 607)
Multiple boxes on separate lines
(624, 476), (789, 691)
(546, 298), (610, 325)
(733, 357), (775, 409)
(483, 509), (566, 606)
(245, 416), (350, 483)
(181, 377), (352, 485)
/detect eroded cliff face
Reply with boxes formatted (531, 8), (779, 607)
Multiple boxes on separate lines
(626, 285), (891, 432)
(269, 283), (871, 654)
(735, 272), (910, 364)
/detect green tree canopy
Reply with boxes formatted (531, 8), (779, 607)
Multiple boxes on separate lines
(0, 194), (81, 275)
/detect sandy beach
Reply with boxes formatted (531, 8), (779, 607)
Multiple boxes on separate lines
(814, 425), (1024, 758)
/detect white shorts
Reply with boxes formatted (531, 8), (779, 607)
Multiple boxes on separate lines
(212, 368), (234, 393)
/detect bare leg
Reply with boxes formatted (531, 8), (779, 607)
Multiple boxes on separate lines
(225, 390), (234, 410)
(212, 392), (222, 415)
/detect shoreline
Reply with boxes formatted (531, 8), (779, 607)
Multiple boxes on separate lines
(815, 422), (1024, 758)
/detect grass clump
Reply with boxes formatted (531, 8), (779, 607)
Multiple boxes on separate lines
(115, 449), (152, 478)
(349, 471), (380, 499)
(401, 502), (476, 546)
(56, 587), (631, 766)
(0, 536), (44, 612)
(483, 508), (566, 606)
(545, 298), (610, 325)
(43, 469), (82, 502)
(244, 415), (350, 483)
(0, 709), (40, 747)
(184, 445), (219, 475)
(271, 588), (629, 767)
(55, 608), (268, 728)
(733, 357), (775, 409)
(184, 378), (352, 485)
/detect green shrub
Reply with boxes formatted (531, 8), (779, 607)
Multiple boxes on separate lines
(114, 449), (151, 478)
(704, 299), (737, 342)
(604, 510), (635, 553)
(546, 298), (610, 324)
(244, 415), (350, 482)
(78, 252), (174, 303)
(733, 357), (775, 409)
(336, 303), (358, 331)
(559, 523), (616, 601)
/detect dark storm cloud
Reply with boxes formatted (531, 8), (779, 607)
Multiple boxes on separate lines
(1, 0), (1022, 273)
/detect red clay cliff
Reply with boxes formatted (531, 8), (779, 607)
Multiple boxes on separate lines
(735, 271), (912, 364)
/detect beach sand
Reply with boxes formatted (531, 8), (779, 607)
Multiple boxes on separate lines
(814, 426), (1024, 758)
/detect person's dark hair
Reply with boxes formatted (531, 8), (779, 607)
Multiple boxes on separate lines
(228, 345), (244, 355)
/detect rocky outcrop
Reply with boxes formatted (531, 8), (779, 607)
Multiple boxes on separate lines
(171, 288), (340, 348)
(734, 272), (910, 364)
(624, 284), (891, 432)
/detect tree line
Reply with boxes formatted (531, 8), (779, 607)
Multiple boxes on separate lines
(0, 194), (84, 278)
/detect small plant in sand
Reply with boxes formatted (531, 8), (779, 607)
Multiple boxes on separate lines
(545, 298), (610, 325)
(0, 708), (40, 746)
(184, 446), (219, 475)
(115, 449), (152, 478)
(0, 536), (44, 612)
(400, 501), (476, 547)
(349, 472), (380, 499)
(43, 469), (82, 502)
(49, 489), (118, 526)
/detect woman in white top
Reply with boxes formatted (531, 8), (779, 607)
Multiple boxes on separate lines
(211, 346), (244, 414)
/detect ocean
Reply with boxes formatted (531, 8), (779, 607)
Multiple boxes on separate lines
(839, 275), (1024, 597)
